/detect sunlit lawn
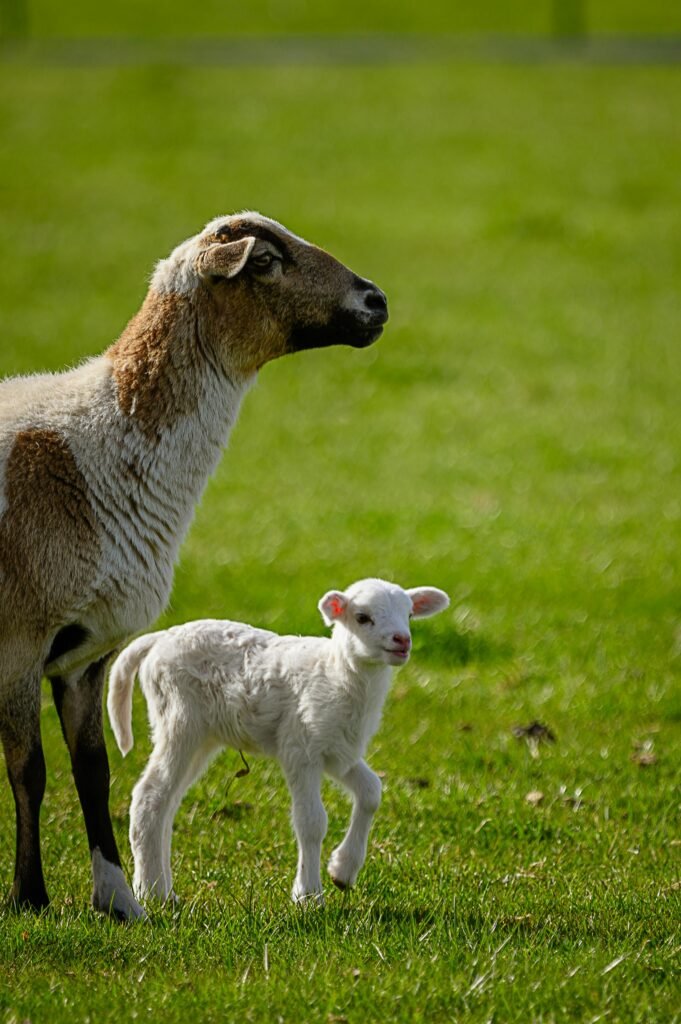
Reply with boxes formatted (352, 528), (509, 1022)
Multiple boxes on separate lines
(0, 54), (679, 1022)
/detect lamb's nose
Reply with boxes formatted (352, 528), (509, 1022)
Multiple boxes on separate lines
(392, 633), (411, 650)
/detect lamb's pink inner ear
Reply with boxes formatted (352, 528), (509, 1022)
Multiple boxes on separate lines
(408, 587), (450, 618)
(320, 591), (347, 624)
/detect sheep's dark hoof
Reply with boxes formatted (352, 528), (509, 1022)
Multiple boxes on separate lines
(91, 849), (147, 921)
(9, 887), (51, 914)
(330, 876), (349, 891)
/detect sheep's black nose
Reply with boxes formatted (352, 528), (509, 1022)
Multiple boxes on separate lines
(364, 286), (388, 314)
(359, 283), (388, 325)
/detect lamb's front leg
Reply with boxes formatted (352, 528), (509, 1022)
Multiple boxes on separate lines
(327, 760), (382, 890)
(284, 764), (327, 904)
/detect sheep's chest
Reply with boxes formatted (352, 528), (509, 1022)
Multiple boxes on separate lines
(68, 371), (238, 661)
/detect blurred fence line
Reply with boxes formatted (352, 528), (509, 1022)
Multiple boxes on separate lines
(1, 0), (680, 61)
(2, 33), (680, 66)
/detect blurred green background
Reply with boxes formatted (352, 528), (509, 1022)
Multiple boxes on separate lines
(2, 0), (681, 36)
(0, 3), (680, 1022)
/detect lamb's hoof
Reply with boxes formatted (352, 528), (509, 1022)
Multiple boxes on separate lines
(323, 851), (356, 892)
(292, 889), (325, 908)
(327, 854), (356, 890)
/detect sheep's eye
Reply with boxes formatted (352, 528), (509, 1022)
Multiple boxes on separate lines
(251, 252), (277, 269)
(355, 612), (373, 626)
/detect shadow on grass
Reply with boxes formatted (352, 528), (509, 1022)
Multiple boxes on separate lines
(285, 897), (673, 949)
(412, 624), (511, 667)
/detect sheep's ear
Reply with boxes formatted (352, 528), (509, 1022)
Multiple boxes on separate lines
(407, 587), (450, 619)
(318, 590), (348, 626)
(197, 236), (256, 280)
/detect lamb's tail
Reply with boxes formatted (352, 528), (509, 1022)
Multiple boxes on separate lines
(107, 632), (164, 756)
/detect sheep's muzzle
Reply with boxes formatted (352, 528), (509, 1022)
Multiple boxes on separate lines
(288, 289), (388, 353)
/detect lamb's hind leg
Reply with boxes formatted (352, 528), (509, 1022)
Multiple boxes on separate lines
(159, 738), (221, 901)
(51, 659), (144, 920)
(0, 670), (49, 910)
(327, 760), (382, 890)
(130, 725), (212, 902)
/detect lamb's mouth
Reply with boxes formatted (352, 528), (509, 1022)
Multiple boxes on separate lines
(384, 647), (410, 660)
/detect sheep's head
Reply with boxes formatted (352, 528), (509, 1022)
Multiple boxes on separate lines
(319, 578), (450, 668)
(152, 212), (388, 375)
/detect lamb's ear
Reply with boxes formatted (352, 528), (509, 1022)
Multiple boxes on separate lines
(197, 236), (256, 280)
(407, 587), (450, 619)
(318, 590), (348, 627)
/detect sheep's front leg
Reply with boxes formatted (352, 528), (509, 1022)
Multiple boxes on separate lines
(327, 760), (382, 890)
(51, 660), (144, 920)
(0, 672), (49, 910)
(284, 764), (327, 904)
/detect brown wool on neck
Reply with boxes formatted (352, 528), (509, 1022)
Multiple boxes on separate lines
(107, 291), (207, 439)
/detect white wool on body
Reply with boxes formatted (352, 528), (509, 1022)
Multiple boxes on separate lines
(137, 621), (392, 777)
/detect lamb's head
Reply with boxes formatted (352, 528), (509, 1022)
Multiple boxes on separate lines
(319, 578), (450, 668)
(151, 212), (388, 375)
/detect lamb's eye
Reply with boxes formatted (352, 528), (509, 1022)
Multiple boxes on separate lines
(355, 612), (373, 626)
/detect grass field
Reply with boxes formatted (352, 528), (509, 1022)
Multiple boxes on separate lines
(0, 47), (680, 1024)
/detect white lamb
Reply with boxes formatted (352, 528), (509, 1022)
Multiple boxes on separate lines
(107, 578), (449, 904)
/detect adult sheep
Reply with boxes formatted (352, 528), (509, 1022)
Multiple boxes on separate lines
(0, 211), (388, 918)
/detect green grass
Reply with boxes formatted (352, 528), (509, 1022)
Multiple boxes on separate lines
(0, 55), (680, 1023)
